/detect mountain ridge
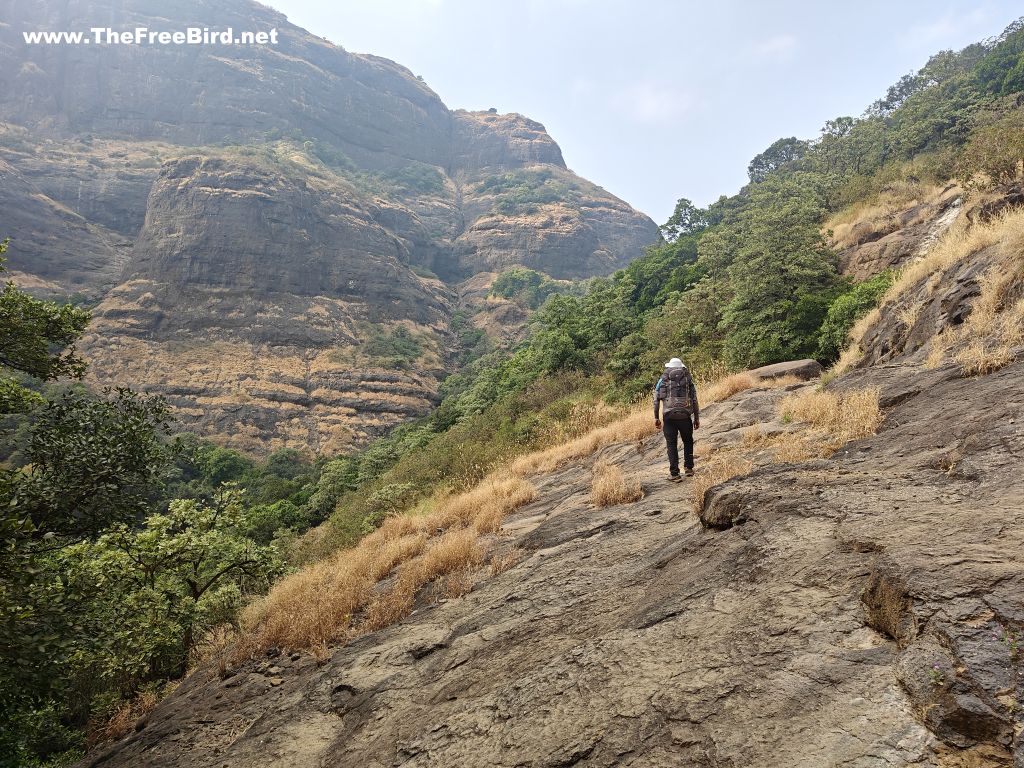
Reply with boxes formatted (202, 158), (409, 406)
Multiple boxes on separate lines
(0, 0), (659, 453)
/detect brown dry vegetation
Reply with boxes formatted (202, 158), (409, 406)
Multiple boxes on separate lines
(88, 686), (167, 747)
(238, 475), (535, 655)
(779, 387), (883, 447)
(824, 182), (944, 250)
(702, 372), (757, 403)
(833, 207), (1024, 375)
(922, 210), (1024, 374)
(691, 385), (884, 514)
(689, 453), (754, 513)
(591, 460), (644, 507)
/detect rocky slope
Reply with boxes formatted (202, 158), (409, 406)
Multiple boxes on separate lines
(82, 354), (1024, 767)
(0, 0), (658, 452)
(833, 186), (963, 281)
(81, 187), (1024, 766)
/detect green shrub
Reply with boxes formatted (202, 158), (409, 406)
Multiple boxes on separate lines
(817, 272), (894, 362)
(385, 163), (445, 194)
(480, 168), (580, 215)
(490, 268), (567, 309)
(362, 326), (423, 368)
(244, 499), (308, 543)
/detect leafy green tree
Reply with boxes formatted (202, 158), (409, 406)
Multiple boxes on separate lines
(817, 272), (894, 361)
(96, 489), (283, 673)
(0, 243), (90, 415)
(958, 108), (1024, 186)
(718, 176), (842, 367)
(9, 389), (173, 540)
(489, 268), (564, 309)
(659, 197), (709, 242)
(263, 447), (310, 480)
(305, 457), (359, 523)
(195, 444), (255, 486)
(747, 137), (809, 183)
(243, 499), (308, 543)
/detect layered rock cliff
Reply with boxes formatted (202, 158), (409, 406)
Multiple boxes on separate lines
(0, 0), (659, 452)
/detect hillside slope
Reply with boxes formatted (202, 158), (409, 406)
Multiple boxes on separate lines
(81, 178), (1024, 765)
(0, 0), (658, 453)
(83, 347), (1024, 767)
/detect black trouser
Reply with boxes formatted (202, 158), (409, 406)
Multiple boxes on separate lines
(662, 414), (694, 475)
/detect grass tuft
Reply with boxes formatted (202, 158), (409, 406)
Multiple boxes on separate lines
(689, 453), (753, 514)
(778, 387), (883, 448)
(590, 460), (643, 507)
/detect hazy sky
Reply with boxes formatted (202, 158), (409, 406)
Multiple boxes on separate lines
(268, 1), (1021, 224)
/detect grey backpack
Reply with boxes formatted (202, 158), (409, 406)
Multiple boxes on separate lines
(662, 367), (694, 417)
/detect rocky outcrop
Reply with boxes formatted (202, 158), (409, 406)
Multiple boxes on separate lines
(451, 111), (566, 171)
(1, 0), (452, 170)
(836, 187), (962, 281)
(747, 358), (823, 381)
(0, 157), (131, 291)
(85, 353), (1024, 767)
(75, 153), (456, 453)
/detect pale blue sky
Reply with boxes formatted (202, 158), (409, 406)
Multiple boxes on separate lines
(268, 0), (1022, 224)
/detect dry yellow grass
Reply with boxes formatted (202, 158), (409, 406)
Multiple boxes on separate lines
(831, 307), (882, 374)
(590, 460), (644, 507)
(89, 689), (161, 747)
(509, 410), (654, 476)
(690, 386), (885, 513)
(689, 453), (753, 514)
(922, 214), (1024, 375)
(830, 204), (1022, 375)
(238, 366), (851, 656)
(825, 183), (943, 250)
(426, 474), (538, 533)
(507, 367), (794, 478)
(239, 472), (536, 654)
(885, 216), (1000, 307)
(702, 372), (757, 403)
(772, 436), (828, 463)
(360, 527), (485, 631)
(779, 387), (883, 447)
(488, 547), (523, 575)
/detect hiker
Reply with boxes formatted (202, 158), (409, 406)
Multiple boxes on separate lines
(653, 358), (700, 481)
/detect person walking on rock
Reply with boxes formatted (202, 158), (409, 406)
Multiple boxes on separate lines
(654, 358), (700, 482)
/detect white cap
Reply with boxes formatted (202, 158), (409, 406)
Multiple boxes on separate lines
(665, 358), (684, 368)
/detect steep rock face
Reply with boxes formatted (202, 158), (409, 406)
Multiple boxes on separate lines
(1, 0), (452, 169)
(451, 111), (566, 170)
(0, 156), (131, 290)
(851, 187), (1024, 369)
(0, 0), (658, 451)
(84, 355), (1024, 767)
(81, 154), (452, 453)
(453, 160), (658, 279)
(125, 156), (433, 313)
(836, 187), (962, 281)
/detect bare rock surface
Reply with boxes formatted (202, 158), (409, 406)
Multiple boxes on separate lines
(836, 188), (962, 281)
(84, 358), (1024, 767)
(747, 358), (823, 381)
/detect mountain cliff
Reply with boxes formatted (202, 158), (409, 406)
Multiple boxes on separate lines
(83, 187), (1024, 768)
(0, 0), (659, 452)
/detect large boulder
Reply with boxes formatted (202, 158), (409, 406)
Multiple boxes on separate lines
(747, 359), (823, 381)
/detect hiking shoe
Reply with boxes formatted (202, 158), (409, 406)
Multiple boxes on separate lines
(684, 468), (695, 477)
(669, 474), (682, 483)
